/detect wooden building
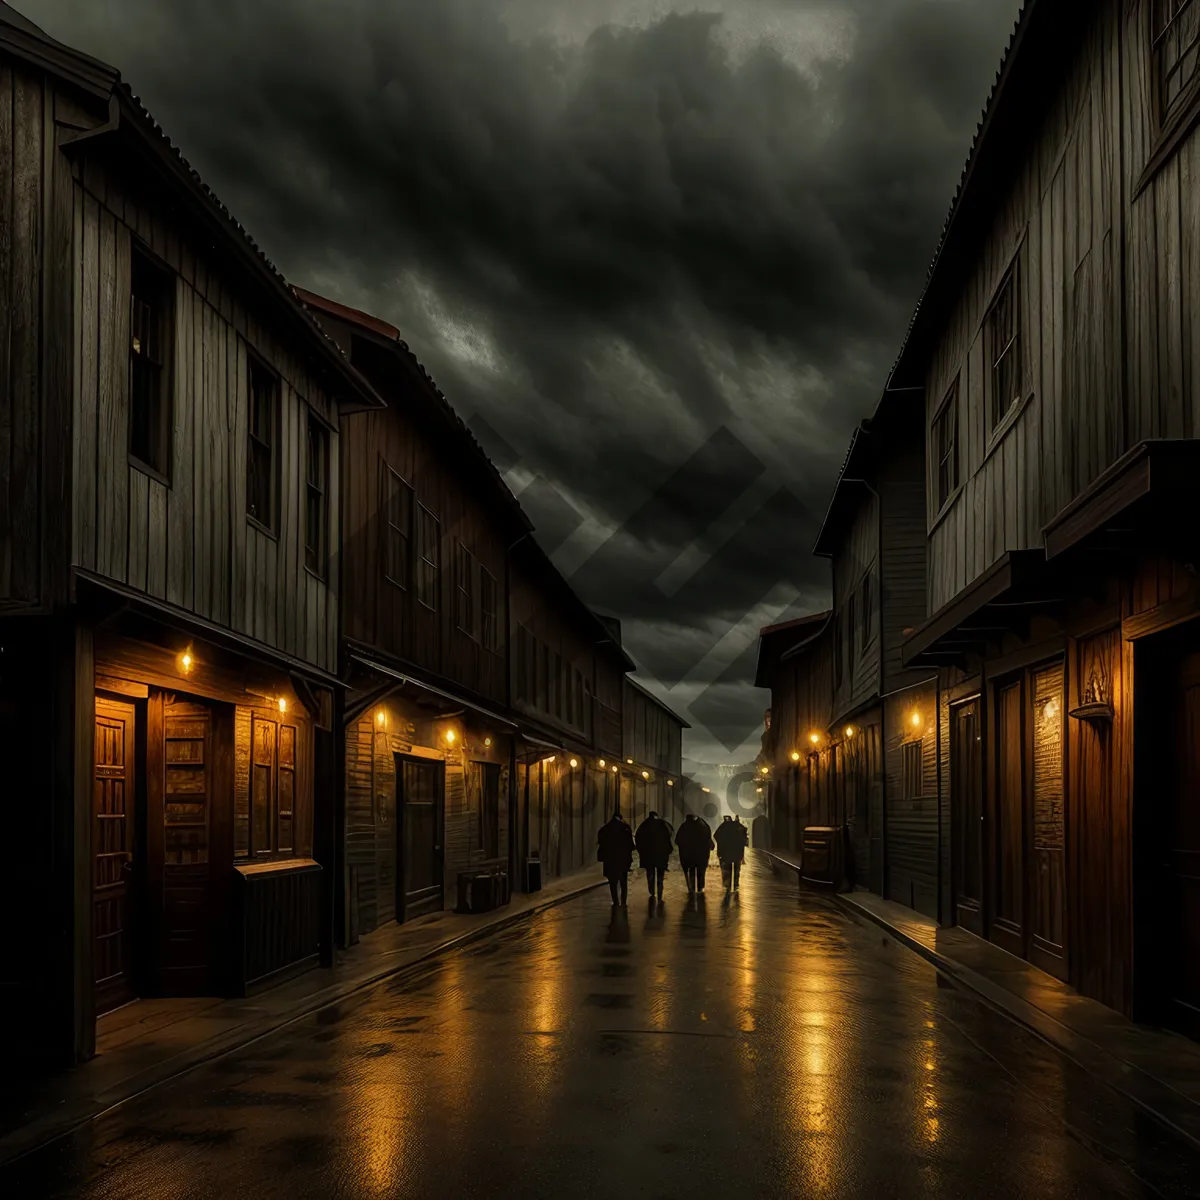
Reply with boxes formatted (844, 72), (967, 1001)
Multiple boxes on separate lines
(813, 398), (935, 912)
(892, 0), (1200, 1029)
(754, 613), (833, 857)
(0, 6), (383, 1066)
(621, 676), (689, 830)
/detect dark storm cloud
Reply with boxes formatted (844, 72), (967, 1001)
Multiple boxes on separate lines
(25, 0), (1020, 758)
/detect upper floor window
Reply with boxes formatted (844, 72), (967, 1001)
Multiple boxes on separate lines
(985, 261), (1023, 431)
(456, 543), (477, 638)
(480, 568), (498, 651)
(247, 358), (278, 531)
(1156, 0), (1200, 123)
(381, 462), (413, 588)
(903, 740), (922, 800)
(305, 414), (329, 576)
(129, 248), (173, 478)
(416, 504), (440, 609)
(934, 377), (960, 511)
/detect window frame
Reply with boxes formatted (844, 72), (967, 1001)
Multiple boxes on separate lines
(239, 712), (300, 862)
(415, 503), (441, 610)
(456, 542), (478, 639)
(933, 376), (960, 513)
(480, 567), (498, 652)
(246, 354), (280, 535)
(304, 412), (330, 578)
(984, 258), (1024, 433)
(128, 245), (175, 482)
(474, 760), (501, 859)
(381, 460), (413, 590)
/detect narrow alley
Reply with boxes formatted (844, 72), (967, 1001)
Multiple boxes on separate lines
(4, 858), (1195, 1199)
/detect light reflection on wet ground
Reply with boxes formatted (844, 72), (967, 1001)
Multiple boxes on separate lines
(4, 859), (1197, 1199)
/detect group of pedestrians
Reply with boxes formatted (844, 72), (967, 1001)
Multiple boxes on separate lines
(595, 808), (749, 907)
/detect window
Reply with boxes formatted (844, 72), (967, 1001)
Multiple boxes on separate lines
(416, 504), (440, 608)
(903, 740), (922, 801)
(305, 414), (328, 575)
(381, 462), (413, 588)
(239, 715), (297, 859)
(858, 574), (872, 649)
(847, 593), (858, 664)
(456, 543), (477, 637)
(832, 614), (844, 690)
(934, 378), (960, 510)
(1155, 1), (1200, 122)
(475, 761), (501, 858)
(247, 358), (278, 530)
(129, 248), (173, 477)
(553, 652), (563, 717)
(481, 569), (498, 651)
(985, 262), (1023, 430)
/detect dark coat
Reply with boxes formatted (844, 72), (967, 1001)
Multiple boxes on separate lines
(675, 817), (714, 869)
(635, 816), (673, 870)
(714, 818), (748, 864)
(597, 818), (635, 878)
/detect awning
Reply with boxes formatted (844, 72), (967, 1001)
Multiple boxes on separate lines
(1043, 440), (1200, 560)
(349, 655), (518, 730)
(901, 549), (1053, 667)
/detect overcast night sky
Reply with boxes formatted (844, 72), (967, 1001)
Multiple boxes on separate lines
(27, 0), (1022, 766)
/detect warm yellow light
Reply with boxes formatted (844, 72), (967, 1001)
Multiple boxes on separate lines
(278, 697), (287, 714)
(598, 758), (606, 768)
(611, 765), (618, 773)
(910, 711), (922, 729)
(809, 732), (821, 746)
(642, 770), (649, 779)
(179, 652), (192, 673)
(375, 709), (386, 728)
(569, 758), (578, 769)
(667, 780), (674, 787)
(702, 787), (711, 794)
(484, 736), (492, 747)
(790, 750), (801, 762)
(445, 728), (457, 744)
(845, 725), (856, 739)
(756, 786), (763, 794)
(760, 766), (769, 776)
(1043, 697), (1060, 721)
(545, 755), (556, 763)
(626, 758), (633, 764)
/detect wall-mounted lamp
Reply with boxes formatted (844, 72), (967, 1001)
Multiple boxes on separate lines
(179, 651), (193, 674)
(809, 732), (821, 746)
(278, 697), (287, 714)
(376, 709), (387, 728)
(845, 725), (856, 739)
(599, 758), (606, 768)
(611, 765), (618, 774)
(569, 758), (579, 769)
(445, 728), (457, 745)
(756, 786), (763, 794)
(667, 780), (674, 787)
(760, 766), (769, 776)
(702, 786), (711, 794)
(909, 710), (923, 730)
(484, 736), (492, 747)
(642, 770), (649, 779)
(790, 751), (801, 762)
(626, 758), (634, 764)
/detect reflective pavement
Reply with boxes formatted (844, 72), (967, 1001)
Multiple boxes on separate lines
(5, 858), (1198, 1198)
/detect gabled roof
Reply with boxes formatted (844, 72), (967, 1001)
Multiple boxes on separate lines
(754, 610), (830, 688)
(625, 676), (691, 729)
(0, 2), (383, 414)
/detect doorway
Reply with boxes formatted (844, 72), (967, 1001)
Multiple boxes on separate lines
(951, 697), (984, 936)
(93, 696), (138, 1014)
(396, 756), (444, 920)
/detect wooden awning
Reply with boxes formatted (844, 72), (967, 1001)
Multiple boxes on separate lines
(348, 654), (518, 731)
(901, 549), (1051, 667)
(1043, 440), (1200, 560)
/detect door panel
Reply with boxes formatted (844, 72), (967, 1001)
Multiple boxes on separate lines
(1029, 663), (1067, 979)
(397, 757), (443, 919)
(952, 698), (984, 936)
(992, 680), (1024, 955)
(94, 697), (137, 1014)
(1167, 651), (1200, 1033)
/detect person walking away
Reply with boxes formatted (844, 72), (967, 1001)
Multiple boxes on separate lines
(676, 814), (714, 894)
(715, 814), (746, 893)
(635, 810), (673, 903)
(597, 809), (635, 906)
(732, 815), (749, 890)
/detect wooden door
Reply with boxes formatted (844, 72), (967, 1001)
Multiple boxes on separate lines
(1165, 651), (1200, 1034)
(992, 679), (1025, 956)
(154, 699), (213, 995)
(951, 698), (985, 936)
(94, 697), (137, 1014)
(1028, 663), (1067, 980)
(397, 757), (444, 919)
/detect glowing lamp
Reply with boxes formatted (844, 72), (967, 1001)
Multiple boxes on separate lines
(569, 758), (579, 769)
(756, 786), (763, 794)
(484, 737), (492, 747)
(790, 750), (801, 762)
(642, 770), (649, 779)
(278, 698), (287, 714)
(179, 652), (193, 674)
(599, 758), (606, 768)
(1043, 697), (1060, 721)
(611, 765), (618, 774)
(445, 728), (457, 745)
(626, 758), (633, 764)
(845, 725), (856, 739)
(667, 780), (674, 787)
(702, 787), (711, 794)
(809, 732), (821, 746)
(376, 709), (387, 728)
(760, 766), (769, 776)
(910, 711), (922, 730)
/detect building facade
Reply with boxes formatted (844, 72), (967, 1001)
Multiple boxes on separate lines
(0, 6), (382, 1066)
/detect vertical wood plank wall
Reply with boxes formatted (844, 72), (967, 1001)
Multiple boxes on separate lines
(68, 156), (340, 671)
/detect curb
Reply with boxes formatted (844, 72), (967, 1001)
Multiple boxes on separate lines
(829, 890), (1200, 1157)
(0, 877), (605, 1168)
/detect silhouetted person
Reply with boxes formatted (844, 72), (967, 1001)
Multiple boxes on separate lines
(597, 809), (634, 906)
(675, 813), (714, 894)
(715, 814), (748, 892)
(635, 810), (673, 902)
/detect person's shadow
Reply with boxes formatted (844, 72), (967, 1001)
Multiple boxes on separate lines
(606, 905), (631, 944)
(680, 893), (707, 940)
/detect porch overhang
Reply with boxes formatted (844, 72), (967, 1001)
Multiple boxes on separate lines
(347, 653), (518, 732)
(901, 549), (1051, 668)
(1043, 439), (1200, 561)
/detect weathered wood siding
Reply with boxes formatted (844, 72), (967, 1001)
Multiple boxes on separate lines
(831, 494), (880, 721)
(69, 152), (340, 670)
(622, 680), (684, 774)
(878, 429), (928, 692)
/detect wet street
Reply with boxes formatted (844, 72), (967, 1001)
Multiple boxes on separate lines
(4, 858), (1198, 1199)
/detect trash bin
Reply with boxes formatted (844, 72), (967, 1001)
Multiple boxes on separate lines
(524, 854), (542, 893)
(801, 825), (847, 891)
